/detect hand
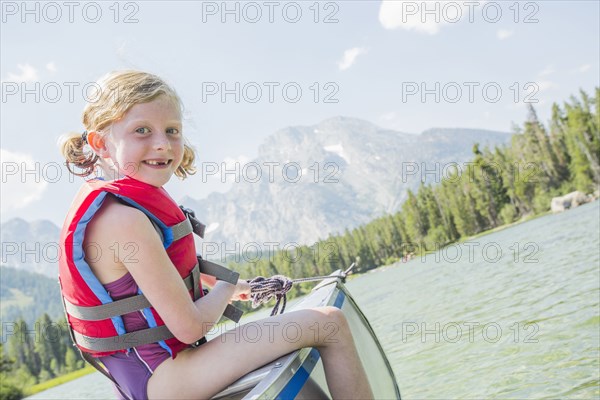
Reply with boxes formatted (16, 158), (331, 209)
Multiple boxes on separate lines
(230, 280), (251, 302)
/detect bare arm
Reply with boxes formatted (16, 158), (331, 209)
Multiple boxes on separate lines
(94, 199), (240, 344)
(200, 273), (217, 288)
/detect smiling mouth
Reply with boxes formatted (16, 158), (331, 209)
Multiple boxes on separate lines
(143, 160), (172, 166)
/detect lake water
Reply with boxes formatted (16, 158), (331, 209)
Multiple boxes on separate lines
(28, 202), (600, 399)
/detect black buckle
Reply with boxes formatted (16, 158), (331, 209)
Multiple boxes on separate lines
(180, 206), (206, 238)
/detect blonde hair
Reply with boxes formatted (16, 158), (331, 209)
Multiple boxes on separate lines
(60, 70), (196, 179)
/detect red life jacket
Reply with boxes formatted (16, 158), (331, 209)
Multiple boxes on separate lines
(58, 176), (203, 357)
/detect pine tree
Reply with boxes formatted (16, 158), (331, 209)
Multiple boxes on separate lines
(548, 103), (572, 185)
(64, 346), (80, 373)
(33, 314), (58, 378)
(402, 189), (427, 241)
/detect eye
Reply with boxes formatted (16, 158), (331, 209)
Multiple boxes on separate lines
(166, 128), (180, 135)
(136, 127), (150, 134)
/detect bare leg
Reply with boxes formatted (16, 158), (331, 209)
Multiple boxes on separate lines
(147, 307), (373, 399)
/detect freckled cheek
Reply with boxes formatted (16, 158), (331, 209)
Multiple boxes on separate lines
(174, 151), (185, 167)
(114, 148), (142, 171)
(172, 139), (185, 160)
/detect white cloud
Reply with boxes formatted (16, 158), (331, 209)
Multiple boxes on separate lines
(46, 62), (57, 72)
(379, 111), (397, 122)
(537, 81), (558, 92)
(578, 64), (591, 72)
(379, 1), (469, 35)
(379, 1), (439, 34)
(569, 63), (592, 74)
(497, 29), (514, 40)
(0, 148), (48, 213)
(338, 47), (367, 71)
(538, 65), (555, 77)
(5, 64), (39, 83)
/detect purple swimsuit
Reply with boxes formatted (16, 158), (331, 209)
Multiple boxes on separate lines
(98, 272), (173, 400)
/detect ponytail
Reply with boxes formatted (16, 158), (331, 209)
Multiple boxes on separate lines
(59, 131), (99, 177)
(175, 142), (197, 179)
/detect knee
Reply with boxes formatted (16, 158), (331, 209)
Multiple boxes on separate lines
(316, 306), (351, 342)
(319, 306), (346, 325)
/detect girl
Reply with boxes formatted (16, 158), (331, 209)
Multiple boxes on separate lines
(59, 70), (372, 400)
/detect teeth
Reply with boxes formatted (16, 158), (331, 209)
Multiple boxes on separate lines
(146, 160), (168, 165)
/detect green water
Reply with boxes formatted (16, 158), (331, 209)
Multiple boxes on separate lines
(28, 202), (600, 399)
(347, 201), (600, 399)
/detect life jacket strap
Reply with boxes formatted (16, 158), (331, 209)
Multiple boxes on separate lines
(196, 257), (244, 321)
(171, 217), (193, 242)
(198, 257), (240, 284)
(64, 263), (202, 321)
(168, 208), (207, 241)
(74, 325), (174, 353)
(179, 206), (205, 238)
(114, 197), (205, 243)
(149, 216), (196, 244)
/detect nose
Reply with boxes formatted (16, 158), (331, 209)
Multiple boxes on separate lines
(153, 132), (171, 151)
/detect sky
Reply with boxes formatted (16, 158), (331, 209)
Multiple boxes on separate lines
(1, 0), (599, 226)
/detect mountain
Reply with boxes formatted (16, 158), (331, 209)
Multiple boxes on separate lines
(181, 117), (511, 247)
(0, 266), (63, 328)
(1, 117), (511, 274)
(1, 218), (61, 277)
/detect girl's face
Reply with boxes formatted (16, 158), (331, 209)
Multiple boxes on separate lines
(100, 96), (184, 187)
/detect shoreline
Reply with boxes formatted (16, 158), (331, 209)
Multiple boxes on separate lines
(417, 209), (554, 260)
(24, 366), (96, 397)
(456, 199), (597, 243)
(369, 203), (597, 270)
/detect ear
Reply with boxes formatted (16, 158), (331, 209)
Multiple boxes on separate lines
(86, 131), (110, 157)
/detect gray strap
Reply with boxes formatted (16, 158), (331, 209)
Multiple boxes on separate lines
(149, 216), (193, 245)
(199, 259), (240, 285)
(224, 304), (243, 322)
(64, 293), (152, 321)
(191, 262), (201, 300)
(116, 198), (203, 243)
(179, 206), (206, 238)
(73, 307), (241, 353)
(65, 263), (201, 321)
(197, 259), (243, 323)
(171, 218), (193, 241)
(73, 325), (174, 353)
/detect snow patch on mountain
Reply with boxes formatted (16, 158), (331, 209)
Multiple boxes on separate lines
(205, 222), (220, 234)
(323, 143), (351, 164)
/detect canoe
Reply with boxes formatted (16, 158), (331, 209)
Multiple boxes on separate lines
(211, 273), (401, 399)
